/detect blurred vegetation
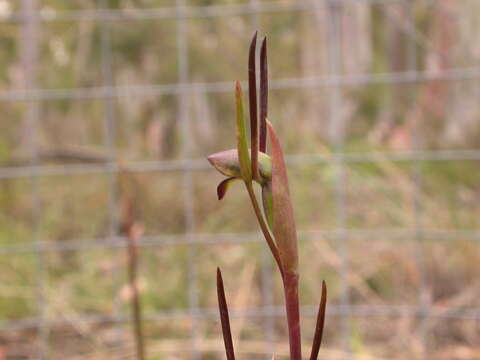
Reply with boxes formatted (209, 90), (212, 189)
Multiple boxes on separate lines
(0, 0), (479, 359)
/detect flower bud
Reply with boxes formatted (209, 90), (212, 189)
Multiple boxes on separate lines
(208, 149), (272, 183)
(208, 149), (242, 178)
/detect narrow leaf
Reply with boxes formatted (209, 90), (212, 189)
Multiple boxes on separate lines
(248, 31), (259, 181)
(235, 81), (252, 182)
(310, 281), (327, 360)
(267, 120), (298, 273)
(217, 268), (236, 360)
(217, 177), (238, 200)
(259, 37), (268, 153)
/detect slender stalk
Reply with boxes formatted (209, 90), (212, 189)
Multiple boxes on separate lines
(126, 227), (145, 360)
(245, 181), (284, 277)
(283, 271), (302, 360)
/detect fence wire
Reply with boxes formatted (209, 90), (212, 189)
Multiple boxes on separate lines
(1, 0), (479, 359)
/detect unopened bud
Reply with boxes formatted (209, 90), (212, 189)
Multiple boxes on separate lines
(208, 149), (272, 183)
(208, 149), (242, 178)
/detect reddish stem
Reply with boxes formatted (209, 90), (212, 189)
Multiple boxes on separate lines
(283, 271), (302, 360)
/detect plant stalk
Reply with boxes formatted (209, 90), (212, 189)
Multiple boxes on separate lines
(283, 271), (302, 360)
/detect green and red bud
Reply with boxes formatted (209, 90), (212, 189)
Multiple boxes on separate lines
(208, 149), (272, 182)
(207, 149), (244, 178)
(208, 149), (273, 200)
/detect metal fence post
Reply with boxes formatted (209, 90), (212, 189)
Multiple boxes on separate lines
(20, 0), (48, 357)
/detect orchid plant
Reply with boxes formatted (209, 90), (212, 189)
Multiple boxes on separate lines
(208, 32), (328, 360)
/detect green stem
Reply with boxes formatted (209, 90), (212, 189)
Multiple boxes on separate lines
(245, 181), (284, 277)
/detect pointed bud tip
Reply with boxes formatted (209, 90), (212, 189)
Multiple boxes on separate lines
(217, 267), (223, 285)
(207, 150), (242, 178)
(207, 154), (215, 166)
(261, 36), (267, 48)
(235, 80), (242, 93)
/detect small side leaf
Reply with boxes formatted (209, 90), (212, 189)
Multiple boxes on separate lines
(217, 177), (238, 200)
(267, 120), (298, 273)
(235, 81), (252, 182)
(217, 268), (236, 360)
(309, 281), (327, 360)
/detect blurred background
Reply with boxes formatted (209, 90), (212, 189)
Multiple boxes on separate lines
(0, 0), (479, 359)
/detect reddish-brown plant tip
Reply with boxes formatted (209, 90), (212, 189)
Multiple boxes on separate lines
(217, 268), (236, 360)
(310, 280), (327, 360)
(249, 31), (259, 181)
(259, 37), (268, 153)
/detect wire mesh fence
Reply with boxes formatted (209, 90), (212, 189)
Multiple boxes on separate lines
(0, 0), (479, 359)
